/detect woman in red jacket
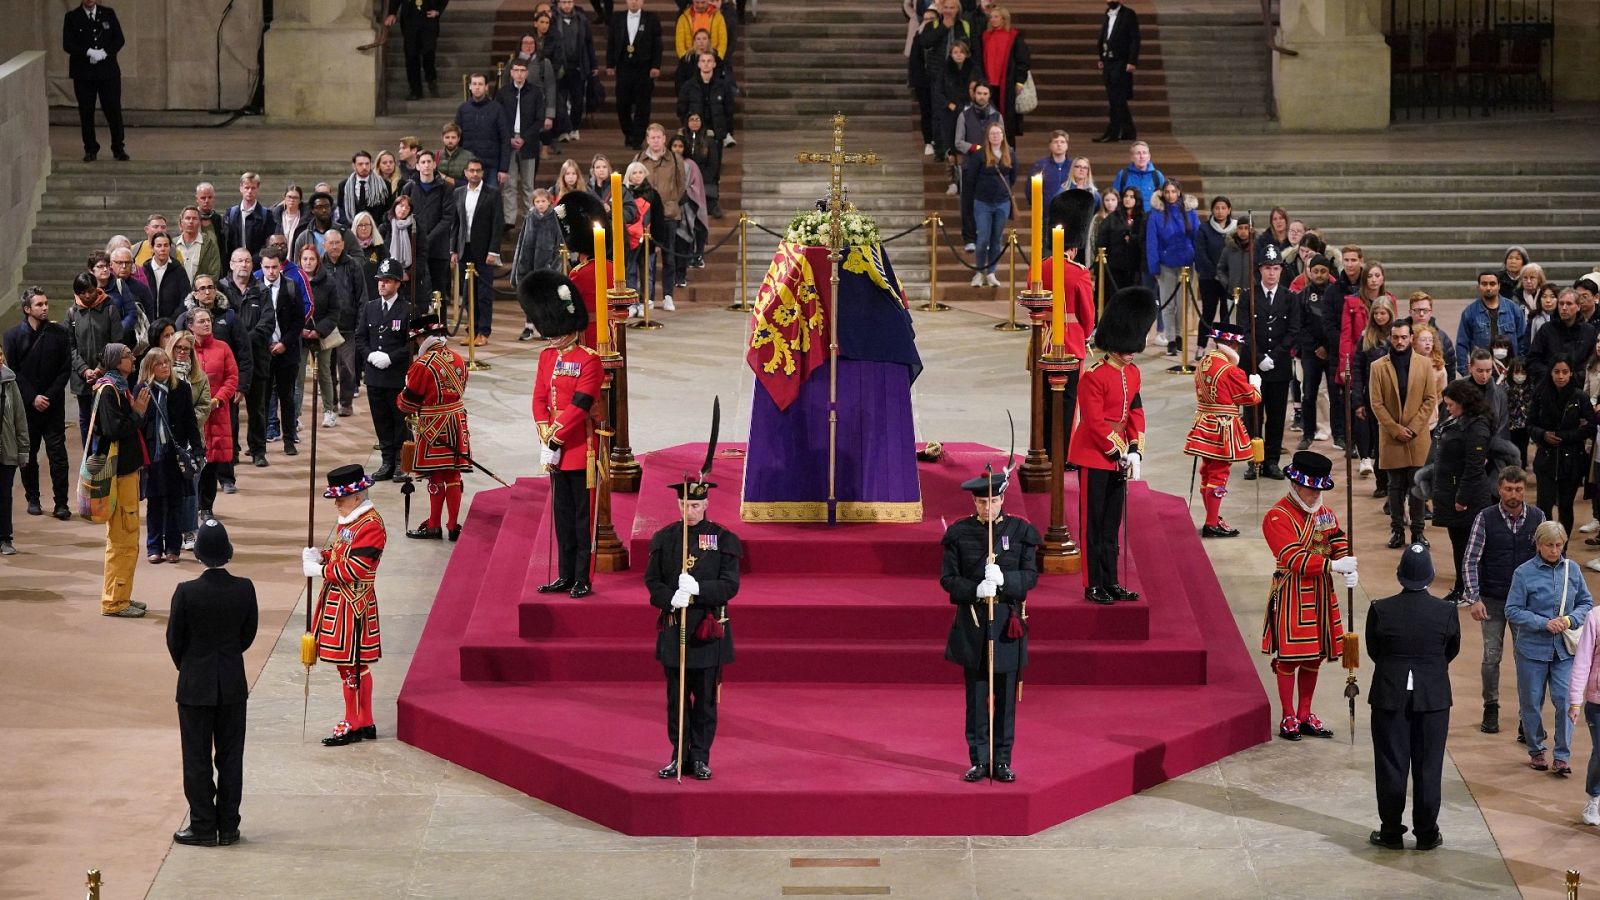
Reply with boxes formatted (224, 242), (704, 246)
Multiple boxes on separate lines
(189, 306), (238, 519)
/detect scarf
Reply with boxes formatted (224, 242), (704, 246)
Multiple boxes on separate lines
(340, 172), (389, 226)
(146, 382), (170, 459)
(1208, 216), (1236, 234)
(388, 216), (415, 268)
(1287, 488), (1323, 515)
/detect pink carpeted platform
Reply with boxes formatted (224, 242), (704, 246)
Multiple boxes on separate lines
(397, 444), (1269, 836)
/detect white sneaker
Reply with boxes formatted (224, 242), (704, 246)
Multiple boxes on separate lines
(945, 183), (958, 195)
(629, 303), (641, 318)
(970, 274), (985, 287)
(662, 295), (676, 311)
(1359, 459), (1374, 477)
(723, 134), (737, 147)
(1314, 429), (1330, 441)
(182, 532), (197, 551)
(1584, 796), (1600, 826)
(322, 411), (338, 428)
(924, 143), (935, 156)
(963, 243), (976, 253)
(571, 129), (581, 141)
(1586, 558), (1600, 574)
(1580, 519), (1600, 533)
(985, 273), (1002, 287)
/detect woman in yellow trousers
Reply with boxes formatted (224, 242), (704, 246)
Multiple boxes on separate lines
(90, 343), (151, 618)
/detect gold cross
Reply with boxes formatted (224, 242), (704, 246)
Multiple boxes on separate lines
(796, 113), (878, 252)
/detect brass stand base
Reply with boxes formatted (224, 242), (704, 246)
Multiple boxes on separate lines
(467, 359), (492, 371)
(610, 452), (641, 493)
(1165, 362), (1194, 374)
(631, 319), (665, 330)
(993, 320), (1029, 332)
(918, 300), (952, 312)
(726, 301), (750, 312)
(1019, 453), (1051, 494)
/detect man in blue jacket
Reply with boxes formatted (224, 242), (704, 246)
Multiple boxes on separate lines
(455, 73), (509, 185)
(1109, 141), (1165, 210)
(1456, 271), (1525, 375)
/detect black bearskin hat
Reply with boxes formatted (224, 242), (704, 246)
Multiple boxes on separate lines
(1048, 189), (1098, 262)
(555, 190), (607, 259)
(1093, 286), (1158, 354)
(518, 270), (589, 339)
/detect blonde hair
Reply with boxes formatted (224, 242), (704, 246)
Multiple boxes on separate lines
(374, 149), (402, 193)
(1361, 295), (1397, 351)
(555, 159), (584, 196)
(987, 5), (1012, 28)
(138, 347), (172, 386)
(1534, 519), (1568, 547)
(352, 211), (384, 246)
(1414, 324), (1445, 371)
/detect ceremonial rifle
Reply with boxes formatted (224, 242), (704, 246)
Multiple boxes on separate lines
(676, 398), (720, 783)
(1341, 357), (1361, 743)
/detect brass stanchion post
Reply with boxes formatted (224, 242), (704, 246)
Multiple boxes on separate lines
(728, 213), (750, 311)
(919, 214), (949, 311)
(86, 869), (102, 900)
(464, 263), (490, 370)
(450, 257), (461, 333)
(1095, 246), (1107, 319)
(558, 242), (570, 275)
(632, 232), (663, 330)
(429, 290), (442, 319)
(1567, 869), (1581, 900)
(995, 229), (1028, 332)
(1167, 267), (1196, 374)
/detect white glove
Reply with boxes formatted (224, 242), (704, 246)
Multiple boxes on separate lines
(367, 350), (391, 370)
(539, 445), (558, 469)
(301, 547), (323, 578)
(1248, 373), (1263, 390)
(678, 572), (699, 594)
(1329, 556), (1359, 575)
(984, 563), (1003, 584)
(975, 579), (997, 599)
(670, 590), (692, 609)
(1343, 571), (1360, 589)
(87, 48), (107, 63)
(1258, 354), (1275, 373)
(1125, 451), (1141, 481)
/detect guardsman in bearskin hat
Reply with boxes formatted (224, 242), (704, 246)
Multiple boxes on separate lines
(645, 471), (741, 781)
(555, 190), (609, 349)
(302, 464), (386, 747)
(397, 314), (471, 541)
(1262, 450), (1360, 741)
(1069, 286), (1156, 605)
(1040, 189), (1100, 459)
(940, 467), (1041, 783)
(1185, 322), (1263, 538)
(522, 269), (603, 598)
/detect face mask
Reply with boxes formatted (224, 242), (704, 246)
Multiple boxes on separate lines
(1493, 347), (1507, 359)
(1513, 374), (1527, 384)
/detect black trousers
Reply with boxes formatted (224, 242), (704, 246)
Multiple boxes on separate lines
(664, 664), (720, 765)
(1246, 379), (1291, 462)
(73, 73), (124, 155)
(1081, 466), (1126, 589)
(1536, 472), (1581, 538)
(268, 350), (300, 447)
(178, 701), (247, 835)
(1101, 62), (1135, 138)
(228, 395), (242, 466)
(401, 23), (441, 95)
(21, 405), (69, 507)
(1197, 280), (1231, 348)
(246, 368), (271, 456)
(1371, 698), (1448, 841)
(460, 255), (495, 336)
(551, 468), (591, 581)
(1386, 466), (1425, 535)
(614, 65), (655, 146)
(963, 667), (1018, 766)
(366, 385), (406, 468)
(1300, 352), (1345, 443)
(560, 69), (590, 129)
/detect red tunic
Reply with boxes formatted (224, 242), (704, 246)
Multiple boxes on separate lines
(533, 341), (603, 473)
(315, 504), (385, 665)
(1039, 258), (1098, 361)
(1184, 349), (1261, 462)
(1260, 495), (1349, 663)
(1068, 355), (1144, 471)
(569, 259), (607, 351)
(397, 345), (471, 472)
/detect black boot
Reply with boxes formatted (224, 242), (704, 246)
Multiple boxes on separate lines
(1387, 529), (1404, 549)
(1480, 704), (1499, 734)
(1243, 463), (1258, 481)
(537, 577), (573, 594)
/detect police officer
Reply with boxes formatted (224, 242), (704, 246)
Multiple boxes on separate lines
(940, 467), (1041, 783)
(645, 475), (740, 780)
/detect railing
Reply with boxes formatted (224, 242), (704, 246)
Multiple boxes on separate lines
(1260, 0), (1298, 121)
(1386, 0), (1554, 119)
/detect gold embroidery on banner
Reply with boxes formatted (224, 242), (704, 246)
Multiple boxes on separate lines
(738, 500), (924, 524)
(748, 243), (823, 377)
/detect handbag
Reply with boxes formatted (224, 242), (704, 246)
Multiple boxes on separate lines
(1015, 72), (1038, 114)
(75, 386), (119, 523)
(151, 389), (201, 481)
(320, 326), (346, 351)
(1559, 559), (1585, 656)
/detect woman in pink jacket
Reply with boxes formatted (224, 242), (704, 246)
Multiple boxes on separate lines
(189, 307), (238, 520)
(1568, 617), (1600, 825)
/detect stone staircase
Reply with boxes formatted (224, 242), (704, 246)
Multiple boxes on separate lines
(1156, 11), (1275, 135)
(20, 162), (340, 298)
(1199, 160), (1600, 299)
(381, 2), (503, 123)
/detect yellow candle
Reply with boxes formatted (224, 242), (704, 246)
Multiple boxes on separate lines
(1051, 225), (1065, 351)
(593, 223), (609, 351)
(1030, 175), (1043, 287)
(610, 172), (625, 286)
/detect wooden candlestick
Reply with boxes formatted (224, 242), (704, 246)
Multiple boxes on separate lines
(1038, 350), (1081, 574)
(1018, 287), (1054, 493)
(607, 287), (640, 492)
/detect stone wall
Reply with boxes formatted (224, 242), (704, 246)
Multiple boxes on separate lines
(0, 52), (49, 327)
(0, 0), (263, 111)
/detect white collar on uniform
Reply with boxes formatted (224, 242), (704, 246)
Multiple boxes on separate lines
(338, 499), (375, 525)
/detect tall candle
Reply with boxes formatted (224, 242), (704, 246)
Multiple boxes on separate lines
(593, 223), (609, 351)
(1030, 175), (1043, 287)
(1051, 225), (1065, 351)
(610, 171), (625, 287)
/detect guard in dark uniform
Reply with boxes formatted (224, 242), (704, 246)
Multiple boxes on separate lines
(62, 0), (127, 162)
(941, 468), (1041, 783)
(645, 475), (740, 780)
(386, 0), (448, 100)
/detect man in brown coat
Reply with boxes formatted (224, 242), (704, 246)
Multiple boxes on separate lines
(1368, 317), (1438, 548)
(633, 122), (685, 310)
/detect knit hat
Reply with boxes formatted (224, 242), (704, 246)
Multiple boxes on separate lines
(193, 517), (233, 567)
(1307, 254), (1333, 272)
(1396, 542), (1435, 591)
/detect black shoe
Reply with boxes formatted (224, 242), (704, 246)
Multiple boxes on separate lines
(53, 505), (71, 520)
(1092, 133), (1116, 143)
(360, 725), (377, 740)
(1201, 523), (1241, 538)
(1368, 830), (1405, 850)
(1411, 533), (1429, 548)
(658, 761), (678, 779)
(448, 525), (462, 542)
(113, 150), (130, 161)
(963, 764), (988, 782)
(1086, 586), (1116, 605)
(1372, 487), (1387, 498)
(173, 828), (218, 846)
(1480, 705), (1499, 734)
(1108, 584), (1140, 602)
(519, 326), (536, 342)
(252, 454), (268, 468)
(1381, 501), (1391, 516)
(537, 578), (574, 594)
(692, 761), (712, 780)
(283, 441), (298, 456)
(1298, 713), (1334, 738)
(321, 727), (364, 747)
(406, 91), (423, 101)
(1415, 832), (1443, 851)
(1387, 530), (1404, 549)
(993, 763), (1016, 782)
(218, 830), (240, 846)
(406, 525), (444, 540)
(26, 502), (42, 516)
(1278, 716), (1301, 740)
(1243, 464), (1258, 481)
(1261, 462), (1285, 480)
(372, 463), (395, 481)
(569, 580), (593, 598)
(83, 151), (97, 162)
(1165, 341), (1179, 357)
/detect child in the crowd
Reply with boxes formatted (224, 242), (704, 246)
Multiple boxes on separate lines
(512, 188), (564, 342)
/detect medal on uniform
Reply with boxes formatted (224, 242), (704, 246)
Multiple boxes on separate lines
(698, 534), (718, 551)
(627, 43), (635, 57)
(339, 527), (353, 542)
(555, 360), (582, 377)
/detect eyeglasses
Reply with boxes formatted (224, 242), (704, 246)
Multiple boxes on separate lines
(195, 285), (215, 291)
